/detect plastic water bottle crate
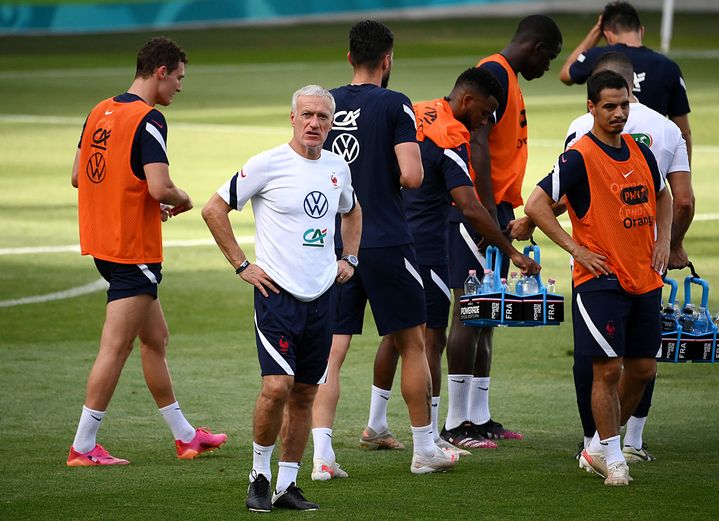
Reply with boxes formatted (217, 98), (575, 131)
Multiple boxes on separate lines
(659, 276), (717, 363)
(460, 245), (564, 328)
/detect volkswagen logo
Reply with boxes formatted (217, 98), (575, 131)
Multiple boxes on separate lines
(304, 191), (329, 219)
(331, 133), (360, 164)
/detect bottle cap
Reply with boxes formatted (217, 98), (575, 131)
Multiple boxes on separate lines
(468, 269), (476, 275)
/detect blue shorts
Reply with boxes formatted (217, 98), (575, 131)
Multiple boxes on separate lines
(448, 202), (515, 288)
(420, 264), (451, 329)
(94, 258), (162, 303)
(254, 287), (332, 384)
(572, 285), (661, 359)
(332, 244), (426, 336)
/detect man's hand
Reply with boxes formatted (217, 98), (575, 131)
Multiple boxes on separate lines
(507, 216), (536, 241)
(652, 239), (671, 275)
(571, 244), (612, 277)
(668, 245), (689, 270)
(336, 260), (355, 285)
(509, 252), (541, 276)
(240, 264), (280, 297)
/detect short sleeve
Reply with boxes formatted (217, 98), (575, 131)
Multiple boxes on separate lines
(440, 142), (473, 192)
(216, 153), (268, 211)
(537, 150), (588, 202)
(637, 142), (666, 194)
(139, 109), (169, 166)
(666, 61), (691, 117)
(338, 164), (356, 214)
(667, 129), (690, 175)
(393, 93), (418, 146)
(479, 61), (509, 124)
(568, 47), (603, 85)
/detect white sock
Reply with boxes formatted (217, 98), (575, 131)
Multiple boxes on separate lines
(312, 427), (335, 462)
(250, 442), (274, 482)
(445, 374), (472, 430)
(367, 385), (392, 433)
(72, 405), (105, 453)
(600, 435), (624, 465)
(588, 431), (601, 453)
(431, 396), (441, 442)
(411, 424), (435, 457)
(159, 401), (196, 443)
(584, 436), (593, 450)
(623, 416), (647, 450)
(275, 462), (300, 493)
(468, 377), (491, 425)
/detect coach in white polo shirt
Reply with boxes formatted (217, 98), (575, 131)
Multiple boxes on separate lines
(202, 85), (361, 513)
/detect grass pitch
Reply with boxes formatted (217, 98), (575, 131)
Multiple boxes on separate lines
(1, 12), (718, 521)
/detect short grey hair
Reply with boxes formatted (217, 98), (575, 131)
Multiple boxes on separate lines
(291, 84), (336, 115)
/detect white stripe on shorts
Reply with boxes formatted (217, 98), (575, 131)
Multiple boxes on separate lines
(576, 293), (618, 357)
(458, 223), (486, 267)
(317, 363), (329, 385)
(430, 269), (451, 302)
(137, 264), (157, 284)
(254, 312), (295, 376)
(404, 257), (424, 288)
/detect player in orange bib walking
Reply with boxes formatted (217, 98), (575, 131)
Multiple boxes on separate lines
(67, 37), (226, 467)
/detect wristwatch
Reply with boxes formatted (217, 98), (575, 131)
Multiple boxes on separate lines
(341, 254), (359, 269)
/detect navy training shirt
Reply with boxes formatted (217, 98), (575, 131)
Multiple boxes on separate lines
(403, 139), (474, 265)
(325, 84), (418, 249)
(569, 44), (690, 118)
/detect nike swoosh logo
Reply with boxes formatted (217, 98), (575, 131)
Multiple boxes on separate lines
(622, 170), (634, 178)
(240, 170), (247, 178)
(90, 415), (102, 422)
(379, 395), (389, 401)
(432, 403), (438, 408)
(325, 433), (332, 438)
(450, 379), (466, 383)
(150, 119), (164, 129)
(254, 451), (262, 455)
(599, 441), (608, 446)
(477, 387), (489, 391)
(104, 110), (113, 115)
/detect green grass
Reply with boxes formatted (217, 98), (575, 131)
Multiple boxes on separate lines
(1, 12), (718, 521)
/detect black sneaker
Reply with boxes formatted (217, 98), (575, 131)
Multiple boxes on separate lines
(471, 419), (524, 440)
(272, 483), (319, 511)
(440, 423), (498, 449)
(246, 472), (272, 513)
(574, 440), (585, 461)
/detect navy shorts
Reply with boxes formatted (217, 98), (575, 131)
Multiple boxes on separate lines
(420, 264), (451, 329)
(254, 287), (333, 384)
(332, 244), (426, 336)
(448, 202), (515, 288)
(94, 259), (162, 303)
(572, 286), (662, 359)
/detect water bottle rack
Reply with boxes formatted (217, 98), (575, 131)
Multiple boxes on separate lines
(460, 245), (564, 328)
(659, 276), (718, 363)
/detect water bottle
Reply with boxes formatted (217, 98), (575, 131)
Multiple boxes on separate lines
(464, 270), (481, 295)
(523, 275), (539, 295)
(545, 278), (556, 294)
(660, 304), (677, 332)
(500, 278), (508, 293)
(680, 304), (696, 333)
(516, 275), (526, 296)
(481, 269), (494, 294)
(507, 272), (519, 293)
(695, 307), (708, 333)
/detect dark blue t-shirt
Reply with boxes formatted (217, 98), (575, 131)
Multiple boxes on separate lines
(569, 44), (690, 118)
(325, 84), (418, 248)
(79, 93), (169, 180)
(403, 139), (473, 264)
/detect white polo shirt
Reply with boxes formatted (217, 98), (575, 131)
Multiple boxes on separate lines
(218, 143), (355, 301)
(565, 101), (690, 176)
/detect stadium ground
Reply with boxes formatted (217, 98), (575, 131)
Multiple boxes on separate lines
(1, 12), (718, 520)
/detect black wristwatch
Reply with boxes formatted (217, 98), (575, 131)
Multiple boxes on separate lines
(235, 259), (251, 275)
(341, 254), (359, 269)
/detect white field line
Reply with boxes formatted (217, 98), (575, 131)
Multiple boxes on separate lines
(0, 236), (255, 306)
(0, 277), (109, 308)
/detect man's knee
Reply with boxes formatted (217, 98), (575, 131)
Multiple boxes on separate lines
(593, 358), (623, 385)
(260, 377), (293, 406)
(626, 358), (657, 384)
